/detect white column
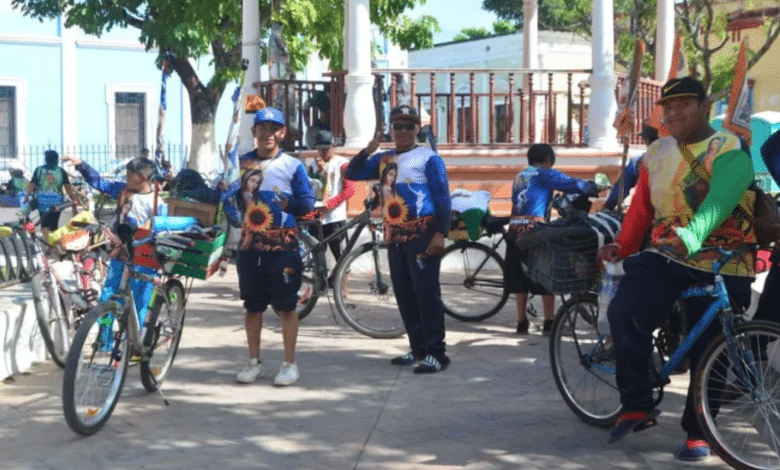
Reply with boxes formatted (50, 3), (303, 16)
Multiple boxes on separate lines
(587, 0), (619, 150)
(60, 17), (78, 149)
(343, 0), (376, 148)
(239, 0), (262, 154)
(655, 0), (675, 80)
(523, 0), (539, 140)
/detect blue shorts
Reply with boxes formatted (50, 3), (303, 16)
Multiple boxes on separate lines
(237, 250), (302, 313)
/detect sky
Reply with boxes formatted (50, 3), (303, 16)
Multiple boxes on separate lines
(407, 0), (502, 44)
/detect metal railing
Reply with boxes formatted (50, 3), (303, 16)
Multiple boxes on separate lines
(254, 69), (663, 151)
(0, 144), (190, 177)
(0, 228), (37, 289)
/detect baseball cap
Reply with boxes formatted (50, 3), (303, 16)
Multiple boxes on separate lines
(312, 129), (337, 149)
(390, 105), (420, 124)
(253, 107), (285, 127)
(637, 121), (659, 141)
(656, 77), (706, 105)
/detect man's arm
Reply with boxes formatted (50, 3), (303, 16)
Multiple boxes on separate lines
(676, 149), (754, 256)
(284, 163), (316, 216)
(324, 163), (356, 210)
(345, 132), (383, 181)
(614, 164), (654, 258)
(424, 154), (451, 256)
(542, 168), (598, 196)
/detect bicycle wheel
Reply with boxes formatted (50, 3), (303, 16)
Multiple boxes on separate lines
(695, 320), (780, 470)
(140, 279), (186, 392)
(549, 293), (621, 427)
(296, 231), (319, 320)
(333, 243), (405, 338)
(439, 241), (508, 322)
(32, 271), (73, 368)
(62, 302), (128, 436)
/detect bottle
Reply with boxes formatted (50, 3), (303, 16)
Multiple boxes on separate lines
(597, 261), (624, 334)
(218, 257), (229, 277)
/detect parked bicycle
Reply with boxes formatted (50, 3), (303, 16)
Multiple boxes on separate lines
(549, 245), (780, 470)
(297, 183), (404, 339)
(439, 185), (613, 323)
(61, 218), (192, 435)
(8, 202), (108, 367)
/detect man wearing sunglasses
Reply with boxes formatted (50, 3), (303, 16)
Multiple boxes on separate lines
(346, 105), (452, 373)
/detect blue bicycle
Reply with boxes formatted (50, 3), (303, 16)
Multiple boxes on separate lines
(549, 246), (780, 470)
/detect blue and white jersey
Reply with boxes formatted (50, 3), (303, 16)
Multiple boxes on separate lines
(224, 150), (315, 252)
(346, 145), (450, 243)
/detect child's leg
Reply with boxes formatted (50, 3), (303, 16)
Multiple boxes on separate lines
(130, 265), (158, 326)
(98, 258), (125, 350)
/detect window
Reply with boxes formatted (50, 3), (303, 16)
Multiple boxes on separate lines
(0, 86), (16, 158)
(115, 92), (145, 159)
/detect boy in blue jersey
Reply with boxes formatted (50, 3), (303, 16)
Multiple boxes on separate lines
(505, 143), (597, 335)
(222, 108), (315, 386)
(346, 105), (452, 373)
(63, 154), (165, 341)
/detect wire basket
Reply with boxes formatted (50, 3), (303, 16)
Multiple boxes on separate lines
(524, 235), (599, 294)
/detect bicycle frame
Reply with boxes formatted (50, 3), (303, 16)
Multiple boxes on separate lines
(108, 259), (161, 357)
(299, 209), (379, 283)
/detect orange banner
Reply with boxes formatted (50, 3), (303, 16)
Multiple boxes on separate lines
(723, 40), (752, 145)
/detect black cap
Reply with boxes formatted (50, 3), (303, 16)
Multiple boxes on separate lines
(390, 104), (420, 124)
(656, 76), (706, 105)
(312, 129), (336, 149)
(637, 121), (659, 142)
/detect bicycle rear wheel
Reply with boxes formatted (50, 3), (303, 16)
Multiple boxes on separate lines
(439, 241), (508, 322)
(62, 302), (128, 436)
(549, 293), (621, 427)
(695, 320), (780, 470)
(333, 243), (405, 338)
(32, 271), (73, 368)
(140, 279), (186, 392)
(296, 232), (319, 320)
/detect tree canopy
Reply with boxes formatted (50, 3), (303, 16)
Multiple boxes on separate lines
(451, 21), (517, 42)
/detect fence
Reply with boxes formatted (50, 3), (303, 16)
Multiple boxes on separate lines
(0, 228), (37, 289)
(0, 144), (190, 177)
(253, 69), (663, 151)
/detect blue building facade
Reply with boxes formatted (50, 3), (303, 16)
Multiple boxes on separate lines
(0, 0), (234, 174)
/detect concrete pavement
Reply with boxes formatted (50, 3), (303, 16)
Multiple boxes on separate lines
(0, 264), (735, 470)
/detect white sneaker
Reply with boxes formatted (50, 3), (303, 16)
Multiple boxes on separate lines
(274, 362), (299, 386)
(236, 358), (264, 383)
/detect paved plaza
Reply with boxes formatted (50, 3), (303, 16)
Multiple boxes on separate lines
(0, 264), (736, 470)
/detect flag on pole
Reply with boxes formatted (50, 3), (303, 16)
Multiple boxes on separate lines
(648, 34), (686, 137)
(155, 53), (172, 173)
(614, 39), (645, 139)
(723, 39), (752, 145)
(223, 60), (249, 179)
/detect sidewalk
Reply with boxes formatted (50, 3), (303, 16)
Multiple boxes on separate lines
(0, 265), (734, 470)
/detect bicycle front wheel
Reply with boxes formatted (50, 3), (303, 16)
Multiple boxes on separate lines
(296, 231), (319, 320)
(333, 243), (405, 338)
(549, 293), (621, 427)
(32, 271), (73, 368)
(140, 279), (186, 392)
(62, 302), (128, 436)
(439, 241), (508, 322)
(695, 320), (780, 470)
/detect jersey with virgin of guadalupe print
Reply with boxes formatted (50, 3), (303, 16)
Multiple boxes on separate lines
(223, 149), (315, 252)
(615, 131), (756, 277)
(345, 145), (450, 244)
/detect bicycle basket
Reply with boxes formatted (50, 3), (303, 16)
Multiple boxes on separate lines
(57, 230), (90, 252)
(524, 234), (599, 294)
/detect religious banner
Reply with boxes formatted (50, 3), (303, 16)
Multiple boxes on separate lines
(613, 39), (645, 139)
(723, 39), (752, 145)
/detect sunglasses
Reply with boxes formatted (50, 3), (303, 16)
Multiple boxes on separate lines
(392, 122), (417, 131)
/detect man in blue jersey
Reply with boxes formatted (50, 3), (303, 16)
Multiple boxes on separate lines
(222, 107), (315, 387)
(346, 105), (452, 373)
(505, 143), (598, 334)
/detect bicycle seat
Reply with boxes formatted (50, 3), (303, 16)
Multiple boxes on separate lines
(482, 215), (509, 235)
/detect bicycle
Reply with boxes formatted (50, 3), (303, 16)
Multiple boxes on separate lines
(61, 219), (191, 435)
(296, 183), (404, 339)
(11, 202), (108, 367)
(549, 246), (780, 470)
(439, 187), (613, 322)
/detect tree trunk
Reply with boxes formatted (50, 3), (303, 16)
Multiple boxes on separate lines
(167, 56), (224, 177)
